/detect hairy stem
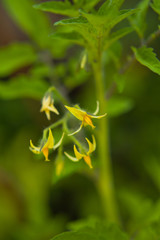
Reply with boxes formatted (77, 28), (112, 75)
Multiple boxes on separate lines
(92, 57), (119, 223)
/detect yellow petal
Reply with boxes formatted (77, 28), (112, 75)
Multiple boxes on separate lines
(64, 152), (79, 162)
(29, 147), (41, 154)
(45, 110), (51, 120)
(48, 104), (59, 115)
(65, 105), (86, 121)
(68, 123), (83, 136)
(41, 96), (51, 112)
(83, 155), (93, 168)
(56, 159), (64, 176)
(83, 114), (95, 129)
(93, 101), (99, 115)
(42, 147), (49, 161)
(42, 129), (54, 150)
(86, 135), (96, 155)
(74, 145), (85, 160)
(29, 140), (41, 154)
(90, 113), (107, 119)
(53, 132), (65, 150)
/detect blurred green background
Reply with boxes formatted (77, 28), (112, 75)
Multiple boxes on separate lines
(0, 0), (160, 239)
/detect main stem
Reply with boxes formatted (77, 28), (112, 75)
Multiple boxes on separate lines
(92, 57), (119, 223)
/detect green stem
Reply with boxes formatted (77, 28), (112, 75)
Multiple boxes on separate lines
(63, 119), (86, 152)
(48, 86), (69, 105)
(43, 117), (65, 140)
(92, 58), (119, 223)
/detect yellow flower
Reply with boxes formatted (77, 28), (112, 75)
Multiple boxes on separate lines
(40, 95), (59, 120)
(55, 157), (64, 176)
(64, 135), (96, 168)
(65, 102), (107, 135)
(30, 129), (64, 161)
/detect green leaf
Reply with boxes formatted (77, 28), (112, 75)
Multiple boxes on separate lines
(68, 217), (99, 231)
(72, 0), (100, 11)
(2, 0), (50, 47)
(34, 1), (78, 17)
(134, 221), (160, 240)
(80, 8), (137, 31)
(55, 16), (88, 26)
(79, 10), (111, 27)
(98, 0), (124, 15)
(129, 0), (150, 38)
(0, 43), (37, 77)
(81, 0), (100, 11)
(119, 190), (160, 232)
(132, 46), (160, 75)
(0, 75), (49, 100)
(151, 0), (160, 15)
(54, 17), (95, 48)
(51, 220), (129, 240)
(104, 27), (133, 50)
(50, 31), (85, 46)
(34, 0), (100, 17)
(108, 9), (138, 30)
(107, 97), (134, 117)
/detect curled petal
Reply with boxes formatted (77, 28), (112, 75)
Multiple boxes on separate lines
(93, 101), (99, 115)
(86, 135), (96, 155)
(74, 145), (85, 160)
(47, 104), (59, 115)
(64, 152), (79, 162)
(29, 140), (41, 154)
(68, 123), (83, 136)
(53, 132), (65, 150)
(90, 113), (107, 119)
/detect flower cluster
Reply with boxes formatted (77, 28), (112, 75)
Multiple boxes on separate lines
(29, 91), (106, 172)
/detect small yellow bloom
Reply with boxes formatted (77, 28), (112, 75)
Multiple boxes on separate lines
(65, 102), (106, 135)
(55, 157), (64, 176)
(64, 135), (96, 168)
(40, 95), (59, 120)
(30, 129), (64, 161)
(80, 53), (87, 69)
